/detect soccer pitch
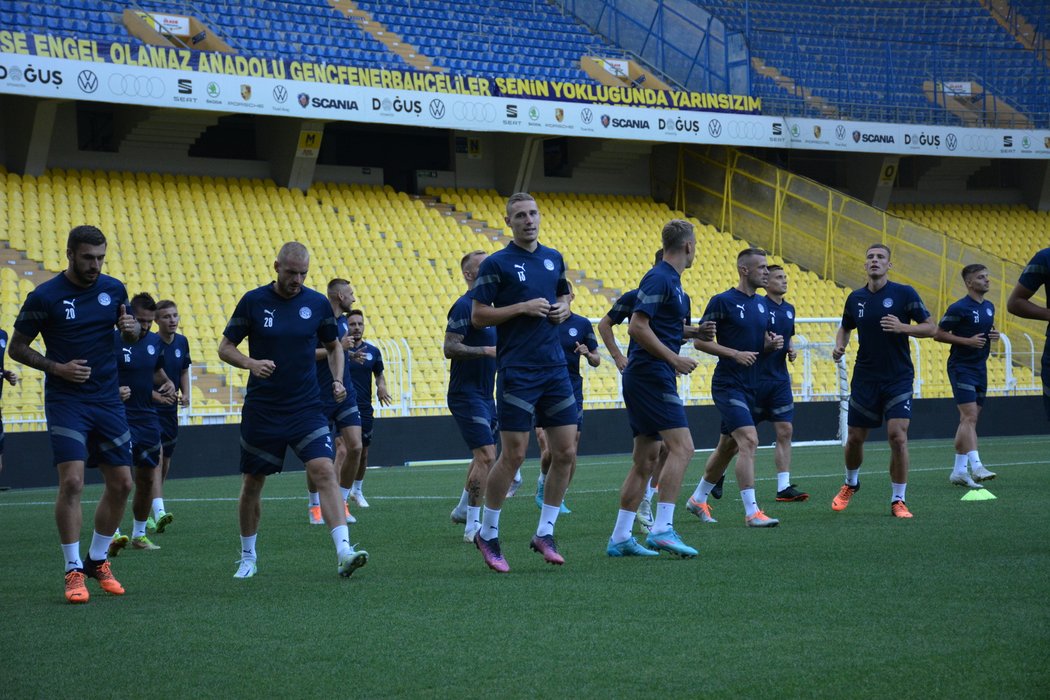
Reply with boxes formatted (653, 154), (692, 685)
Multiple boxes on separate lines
(2, 435), (1048, 698)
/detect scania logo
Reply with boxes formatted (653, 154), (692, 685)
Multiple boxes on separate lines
(708, 119), (722, 137)
(429, 98), (445, 119)
(77, 70), (98, 93)
(581, 108), (593, 124)
(945, 133), (958, 151)
(273, 85), (288, 103)
(298, 92), (309, 108)
(853, 130), (861, 143)
(600, 114), (610, 128)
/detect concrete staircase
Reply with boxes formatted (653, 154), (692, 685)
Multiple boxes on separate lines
(327, 0), (443, 72)
(414, 195), (620, 303)
(751, 57), (841, 118)
(981, 0), (1050, 70)
(0, 243), (56, 284)
(119, 109), (225, 155)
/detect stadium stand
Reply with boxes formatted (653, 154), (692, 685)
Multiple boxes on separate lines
(890, 203), (1050, 266)
(696, 0), (1050, 126)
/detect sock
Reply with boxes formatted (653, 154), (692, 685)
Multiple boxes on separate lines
(537, 472), (546, 488)
(309, 491), (321, 507)
(690, 478), (717, 503)
(536, 504), (560, 537)
(61, 542), (83, 572)
(352, 480), (363, 494)
(240, 534), (257, 561)
(845, 468), (860, 486)
(741, 488), (759, 517)
(611, 509), (636, 543)
(339, 487), (351, 503)
(132, 519), (148, 538)
(953, 454), (968, 474)
(891, 482), (907, 502)
(967, 450), (982, 468)
(151, 497), (166, 518)
(777, 472), (791, 491)
(652, 502), (676, 535)
(480, 507), (500, 540)
(456, 489), (470, 511)
(466, 505), (480, 529)
(644, 478), (655, 501)
(330, 525), (351, 557)
(513, 468), (522, 482)
(87, 531), (113, 561)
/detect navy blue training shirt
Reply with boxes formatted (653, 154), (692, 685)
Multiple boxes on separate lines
(116, 330), (164, 424)
(1018, 247), (1050, 336)
(841, 281), (930, 382)
(157, 333), (190, 416)
(702, 288), (769, 388)
(446, 292), (496, 399)
(470, 241), (571, 370)
(605, 289), (639, 326)
(626, 261), (690, 371)
(14, 272), (128, 402)
(759, 296), (795, 382)
(223, 283), (337, 409)
(559, 313), (598, 398)
(348, 339), (383, 409)
(939, 295), (995, 368)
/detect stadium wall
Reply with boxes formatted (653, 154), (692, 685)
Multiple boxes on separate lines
(3, 396), (1045, 490)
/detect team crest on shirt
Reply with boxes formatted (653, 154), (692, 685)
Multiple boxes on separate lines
(175, 349), (182, 358)
(986, 308), (993, 316)
(882, 298), (893, 308)
(0, 338), (5, 348)
(147, 345), (156, 355)
(787, 310), (794, 319)
(568, 327), (579, 337)
(98, 292), (112, 306)
(365, 352), (373, 361)
(543, 259), (555, 271)
(299, 306), (312, 319)
(757, 303), (765, 313)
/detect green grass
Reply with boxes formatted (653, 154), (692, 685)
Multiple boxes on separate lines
(2, 435), (1049, 698)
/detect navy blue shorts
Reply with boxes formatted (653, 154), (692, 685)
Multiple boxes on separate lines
(448, 393), (498, 450)
(158, 410), (179, 459)
(128, 415), (162, 469)
(324, 397), (361, 433)
(496, 365), (578, 432)
(1042, 341), (1049, 421)
(623, 365), (687, 437)
(239, 403), (333, 476)
(713, 381), (756, 435)
(570, 378), (584, 429)
(0, 423), (4, 456)
(45, 398), (133, 467)
(753, 379), (794, 424)
(359, 405), (375, 447)
(948, 365), (987, 406)
(848, 376), (913, 429)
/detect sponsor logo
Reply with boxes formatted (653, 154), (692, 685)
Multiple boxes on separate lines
(429, 98), (445, 119)
(813, 125), (821, 139)
(727, 120), (762, 140)
(853, 130), (861, 143)
(298, 92), (309, 108)
(659, 118), (700, 134)
(790, 124), (801, 138)
(904, 132), (940, 147)
(372, 97), (422, 115)
(506, 104), (518, 118)
(1, 64), (62, 88)
(854, 131), (895, 144)
(708, 119), (722, 137)
(555, 108), (564, 122)
(1045, 136), (1050, 149)
(273, 85), (288, 103)
(178, 79), (192, 94)
(240, 84), (252, 100)
(108, 73), (166, 98)
(452, 101), (497, 122)
(835, 124), (847, 141)
(601, 114), (610, 128)
(528, 106), (539, 121)
(581, 108), (593, 125)
(1003, 135), (1013, 148)
(600, 116), (649, 129)
(1022, 135), (1031, 149)
(882, 298), (893, 308)
(309, 97), (358, 110)
(206, 81), (219, 98)
(77, 69), (98, 93)
(772, 122), (783, 136)
(946, 133), (958, 151)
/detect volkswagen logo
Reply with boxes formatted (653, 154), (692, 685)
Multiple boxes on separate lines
(273, 85), (288, 103)
(581, 108), (593, 124)
(835, 124), (847, 141)
(108, 73), (165, 98)
(77, 69), (98, 94)
(708, 119), (722, 138)
(945, 133), (958, 151)
(429, 98), (445, 119)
